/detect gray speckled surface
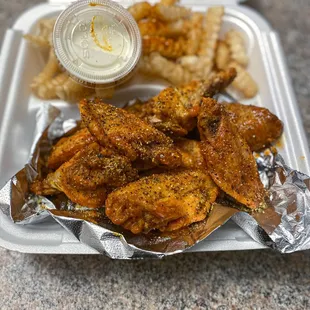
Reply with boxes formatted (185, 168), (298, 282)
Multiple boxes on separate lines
(1, 1), (310, 309)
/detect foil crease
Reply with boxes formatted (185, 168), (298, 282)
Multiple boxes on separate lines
(1, 105), (310, 258)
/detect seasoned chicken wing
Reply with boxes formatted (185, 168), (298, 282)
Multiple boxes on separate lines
(198, 98), (266, 210)
(174, 138), (205, 169)
(31, 143), (138, 208)
(80, 99), (182, 170)
(125, 68), (236, 136)
(47, 128), (96, 170)
(224, 102), (283, 151)
(105, 170), (219, 234)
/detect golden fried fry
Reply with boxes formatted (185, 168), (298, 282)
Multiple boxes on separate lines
(24, 34), (51, 48)
(34, 72), (69, 100)
(143, 36), (186, 59)
(31, 49), (61, 90)
(160, 0), (179, 5)
(24, 18), (55, 48)
(197, 7), (225, 78)
(228, 61), (258, 98)
(56, 78), (93, 103)
(38, 18), (56, 38)
(153, 3), (191, 21)
(128, 2), (153, 21)
(215, 40), (230, 70)
(198, 98), (266, 210)
(139, 52), (193, 85)
(138, 19), (184, 37)
(185, 13), (204, 55)
(105, 170), (218, 234)
(225, 30), (248, 67)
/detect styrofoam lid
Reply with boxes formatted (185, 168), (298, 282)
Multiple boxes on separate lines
(53, 0), (142, 85)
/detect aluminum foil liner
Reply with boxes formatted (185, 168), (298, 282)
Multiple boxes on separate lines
(1, 105), (310, 258)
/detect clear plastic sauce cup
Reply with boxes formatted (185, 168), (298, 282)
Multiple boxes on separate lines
(53, 0), (141, 89)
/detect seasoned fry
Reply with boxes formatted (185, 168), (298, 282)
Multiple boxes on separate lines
(215, 40), (230, 70)
(128, 2), (153, 21)
(138, 19), (184, 37)
(153, 3), (191, 21)
(143, 36), (186, 59)
(56, 78), (93, 103)
(225, 30), (248, 67)
(139, 52), (193, 85)
(34, 72), (69, 100)
(185, 12), (204, 55)
(228, 61), (258, 98)
(31, 49), (61, 89)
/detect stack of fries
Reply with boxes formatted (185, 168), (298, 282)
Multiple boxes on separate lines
(133, 0), (258, 98)
(25, 0), (258, 102)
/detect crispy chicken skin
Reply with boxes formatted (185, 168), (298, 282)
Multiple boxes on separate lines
(198, 98), (266, 210)
(223, 103), (283, 151)
(125, 68), (237, 136)
(47, 128), (96, 170)
(174, 138), (205, 169)
(80, 99), (182, 170)
(31, 143), (138, 208)
(105, 170), (219, 234)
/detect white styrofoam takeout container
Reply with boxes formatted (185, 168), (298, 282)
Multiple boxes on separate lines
(0, 0), (309, 254)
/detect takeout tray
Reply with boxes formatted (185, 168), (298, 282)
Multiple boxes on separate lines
(0, 0), (309, 254)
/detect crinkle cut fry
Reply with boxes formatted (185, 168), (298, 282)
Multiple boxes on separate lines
(215, 40), (231, 70)
(139, 52), (193, 85)
(127, 2), (153, 21)
(198, 97), (266, 210)
(225, 30), (249, 67)
(196, 6), (225, 78)
(185, 12), (204, 55)
(34, 72), (69, 100)
(153, 3), (191, 22)
(56, 77), (94, 103)
(143, 36), (186, 59)
(138, 19), (184, 37)
(31, 49), (61, 90)
(228, 61), (258, 98)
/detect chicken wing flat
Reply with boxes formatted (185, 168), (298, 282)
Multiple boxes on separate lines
(47, 128), (96, 170)
(224, 103), (283, 151)
(80, 99), (182, 170)
(198, 98), (266, 210)
(174, 138), (205, 169)
(105, 170), (219, 234)
(31, 143), (138, 208)
(125, 68), (237, 136)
